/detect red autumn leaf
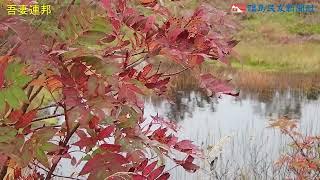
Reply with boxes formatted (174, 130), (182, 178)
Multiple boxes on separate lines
(118, 85), (136, 103)
(8, 110), (23, 123)
(308, 162), (318, 170)
(79, 152), (128, 175)
(176, 30), (189, 43)
(71, 157), (77, 166)
(97, 125), (115, 140)
(128, 68), (137, 78)
(73, 137), (96, 149)
(143, 15), (156, 33)
(187, 54), (204, 67)
(174, 155), (199, 173)
(46, 76), (63, 92)
(174, 140), (200, 154)
(131, 18), (147, 32)
(168, 28), (183, 43)
(151, 114), (178, 132)
(145, 77), (170, 89)
(132, 174), (147, 180)
(142, 160), (158, 176)
(15, 110), (37, 129)
(200, 73), (238, 96)
(148, 165), (165, 179)
(89, 116), (100, 129)
(0, 153), (8, 167)
(76, 129), (88, 139)
(147, 74), (161, 83)
(126, 84), (144, 95)
(137, 64), (153, 81)
(100, 143), (121, 152)
(136, 159), (148, 172)
(100, 34), (116, 43)
(156, 172), (170, 180)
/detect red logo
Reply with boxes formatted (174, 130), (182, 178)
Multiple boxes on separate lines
(231, 4), (246, 13)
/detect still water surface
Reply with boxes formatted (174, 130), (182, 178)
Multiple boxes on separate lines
(54, 85), (320, 179)
(144, 89), (320, 179)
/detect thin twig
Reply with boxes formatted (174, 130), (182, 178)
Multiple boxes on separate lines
(32, 113), (64, 122)
(126, 56), (145, 68)
(38, 103), (61, 111)
(32, 125), (61, 131)
(63, 104), (70, 135)
(156, 61), (162, 74)
(29, 86), (44, 103)
(162, 67), (189, 76)
(131, 50), (146, 57)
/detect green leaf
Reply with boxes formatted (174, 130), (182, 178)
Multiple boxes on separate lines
(0, 92), (5, 112)
(4, 62), (31, 87)
(11, 85), (28, 103)
(77, 31), (106, 46)
(98, 63), (121, 76)
(34, 128), (58, 143)
(4, 88), (21, 109)
(41, 142), (60, 153)
(0, 127), (17, 143)
(15, 75), (32, 87)
(91, 16), (112, 33)
(5, 62), (23, 82)
(36, 148), (49, 168)
(118, 107), (138, 128)
(83, 57), (120, 76)
(81, 145), (103, 160)
(20, 140), (33, 166)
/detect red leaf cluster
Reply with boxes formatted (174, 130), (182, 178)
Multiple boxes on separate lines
(0, 0), (239, 179)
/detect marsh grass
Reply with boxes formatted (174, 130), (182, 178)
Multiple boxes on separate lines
(230, 41), (320, 72)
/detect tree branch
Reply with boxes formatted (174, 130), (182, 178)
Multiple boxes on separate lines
(126, 56), (145, 68)
(29, 86), (44, 103)
(162, 67), (189, 76)
(38, 103), (61, 111)
(63, 104), (70, 136)
(32, 113), (64, 122)
(45, 123), (80, 180)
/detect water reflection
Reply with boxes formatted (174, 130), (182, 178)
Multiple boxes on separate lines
(168, 90), (216, 121)
(150, 87), (319, 124)
(144, 71), (320, 179)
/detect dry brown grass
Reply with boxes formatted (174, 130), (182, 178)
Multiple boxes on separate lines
(234, 70), (320, 92)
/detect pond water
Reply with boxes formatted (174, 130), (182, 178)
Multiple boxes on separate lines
(144, 89), (320, 179)
(52, 74), (320, 179)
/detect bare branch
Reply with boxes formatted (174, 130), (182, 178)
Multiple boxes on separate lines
(38, 103), (61, 111)
(162, 67), (189, 77)
(32, 113), (64, 122)
(45, 123), (80, 180)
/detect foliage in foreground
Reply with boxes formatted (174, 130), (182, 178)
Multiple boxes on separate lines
(270, 117), (320, 179)
(0, 0), (238, 179)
